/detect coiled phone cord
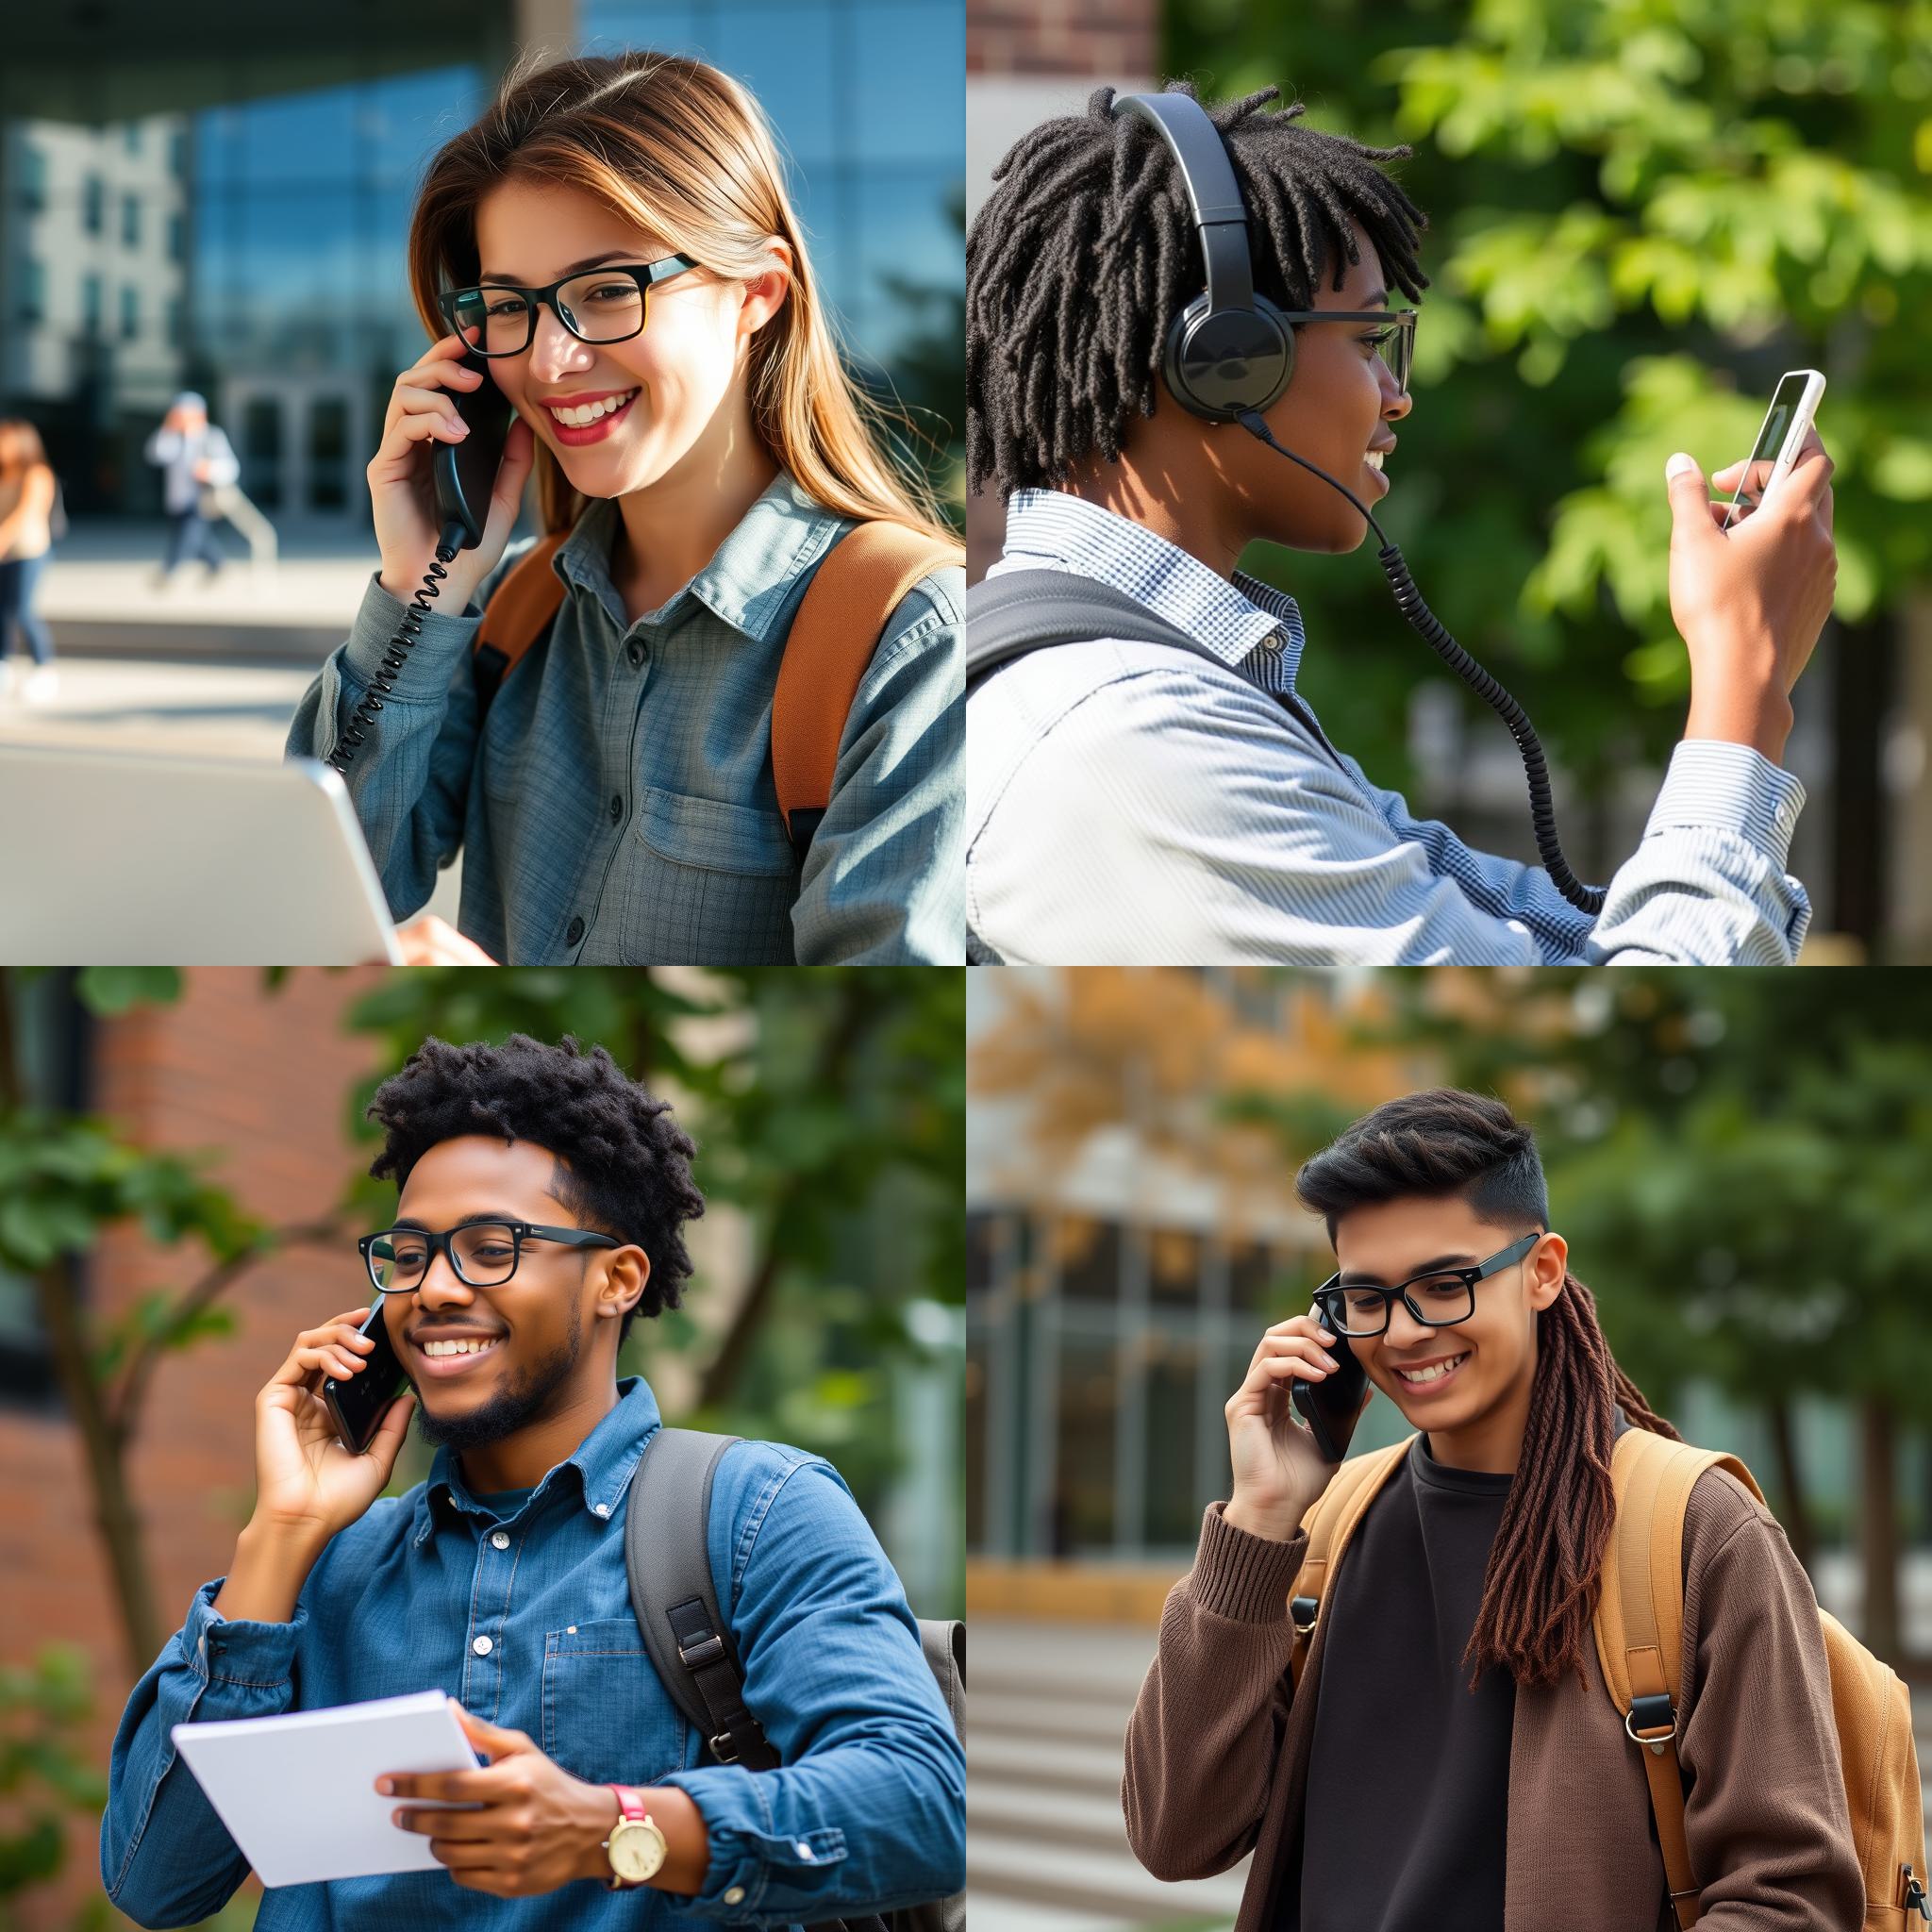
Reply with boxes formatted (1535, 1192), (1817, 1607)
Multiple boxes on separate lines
(325, 518), (469, 778)
(1236, 409), (1607, 917)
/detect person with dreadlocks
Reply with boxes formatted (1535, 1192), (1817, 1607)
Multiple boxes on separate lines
(1123, 1088), (1860, 1930)
(103, 1034), (963, 1927)
(966, 82), (1839, 967)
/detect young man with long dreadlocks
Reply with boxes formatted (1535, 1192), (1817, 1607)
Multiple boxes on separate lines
(965, 82), (1838, 967)
(1123, 1089), (1862, 1930)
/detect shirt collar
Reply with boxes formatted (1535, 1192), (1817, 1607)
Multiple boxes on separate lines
(1001, 488), (1307, 690)
(410, 1374), (662, 1547)
(553, 471), (841, 644)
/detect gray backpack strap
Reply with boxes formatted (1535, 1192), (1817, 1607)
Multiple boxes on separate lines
(966, 569), (1211, 679)
(624, 1425), (779, 1772)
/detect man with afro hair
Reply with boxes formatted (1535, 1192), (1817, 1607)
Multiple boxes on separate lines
(102, 1032), (963, 1927)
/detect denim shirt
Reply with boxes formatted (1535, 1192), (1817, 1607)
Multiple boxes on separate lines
(101, 1376), (964, 1930)
(285, 475), (964, 964)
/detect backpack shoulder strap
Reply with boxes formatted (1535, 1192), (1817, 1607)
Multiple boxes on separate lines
(1286, 1437), (1415, 1690)
(965, 569), (1212, 680)
(1593, 1430), (1765, 1930)
(624, 1425), (780, 1772)
(772, 521), (960, 849)
(472, 530), (570, 717)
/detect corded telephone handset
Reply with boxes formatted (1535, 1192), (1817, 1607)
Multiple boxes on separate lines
(325, 343), (516, 777)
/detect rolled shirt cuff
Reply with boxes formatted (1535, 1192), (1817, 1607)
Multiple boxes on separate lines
(340, 572), (484, 695)
(656, 1767), (851, 1921)
(1648, 739), (1806, 871)
(182, 1576), (305, 1690)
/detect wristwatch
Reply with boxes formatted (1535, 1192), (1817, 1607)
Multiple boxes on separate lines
(602, 1785), (668, 1890)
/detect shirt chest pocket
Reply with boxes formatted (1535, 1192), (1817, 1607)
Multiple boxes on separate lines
(620, 787), (802, 965)
(541, 1619), (690, 1789)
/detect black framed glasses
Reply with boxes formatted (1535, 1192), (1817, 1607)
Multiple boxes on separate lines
(438, 253), (701, 358)
(1276, 307), (1416, 392)
(1312, 1230), (1541, 1338)
(358, 1222), (621, 1294)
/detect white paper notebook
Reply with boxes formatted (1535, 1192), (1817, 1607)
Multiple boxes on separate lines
(171, 1689), (485, 1888)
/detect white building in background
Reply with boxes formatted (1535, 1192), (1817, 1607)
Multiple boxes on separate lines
(0, 115), (190, 413)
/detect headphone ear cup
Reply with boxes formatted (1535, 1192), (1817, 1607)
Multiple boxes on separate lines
(1163, 292), (1294, 422)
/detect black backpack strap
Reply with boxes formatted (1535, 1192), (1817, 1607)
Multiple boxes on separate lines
(965, 570), (1211, 681)
(624, 1426), (779, 1772)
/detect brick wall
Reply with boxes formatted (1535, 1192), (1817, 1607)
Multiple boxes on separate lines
(968, 0), (1158, 76)
(1, 967), (386, 1928)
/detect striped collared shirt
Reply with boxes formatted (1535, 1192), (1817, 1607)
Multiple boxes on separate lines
(967, 489), (1809, 965)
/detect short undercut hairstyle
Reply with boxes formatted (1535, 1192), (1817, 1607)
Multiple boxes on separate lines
(366, 1034), (706, 1346)
(1293, 1089), (1549, 1242)
(966, 80), (1431, 500)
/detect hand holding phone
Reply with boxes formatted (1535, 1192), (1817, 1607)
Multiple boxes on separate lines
(367, 333), (534, 616)
(1666, 381), (1837, 765)
(247, 1305), (415, 1543)
(1222, 1311), (1368, 1543)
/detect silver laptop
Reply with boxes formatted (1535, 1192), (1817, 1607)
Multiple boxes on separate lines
(0, 749), (405, 964)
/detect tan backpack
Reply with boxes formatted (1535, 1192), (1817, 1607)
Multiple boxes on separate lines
(1285, 1432), (1930, 1928)
(471, 520), (958, 848)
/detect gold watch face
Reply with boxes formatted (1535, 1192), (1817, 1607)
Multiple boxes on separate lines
(608, 1814), (667, 1883)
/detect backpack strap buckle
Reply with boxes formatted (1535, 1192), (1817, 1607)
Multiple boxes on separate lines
(676, 1633), (726, 1672)
(1625, 1691), (1678, 1757)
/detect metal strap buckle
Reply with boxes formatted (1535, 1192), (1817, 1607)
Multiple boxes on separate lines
(677, 1633), (725, 1671)
(1624, 1708), (1679, 1757)
(708, 1731), (741, 1764)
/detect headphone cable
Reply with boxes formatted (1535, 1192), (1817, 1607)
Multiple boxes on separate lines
(325, 518), (469, 778)
(1235, 408), (1607, 917)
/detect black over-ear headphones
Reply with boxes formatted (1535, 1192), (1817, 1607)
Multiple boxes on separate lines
(1110, 91), (1295, 422)
(1105, 87), (1607, 916)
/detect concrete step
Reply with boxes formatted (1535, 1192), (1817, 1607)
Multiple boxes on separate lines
(970, 1830), (1248, 1927)
(962, 1896), (1177, 1932)
(969, 1732), (1125, 1801)
(972, 1781), (1142, 1858)
(975, 1690), (1133, 1746)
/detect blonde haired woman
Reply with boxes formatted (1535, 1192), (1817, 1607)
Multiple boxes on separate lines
(288, 52), (962, 964)
(0, 420), (58, 704)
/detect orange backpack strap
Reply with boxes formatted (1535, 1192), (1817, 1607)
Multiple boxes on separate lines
(1592, 1431), (1765, 1929)
(473, 531), (570, 715)
(1286, 1437), (1414, 1692)
(771, 521), (959, 847)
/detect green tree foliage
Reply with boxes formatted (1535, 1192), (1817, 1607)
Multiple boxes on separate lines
(1167, 0), (1931, 816)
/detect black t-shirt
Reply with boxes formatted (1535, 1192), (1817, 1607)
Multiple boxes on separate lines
(1285, 1434), (1516, 1931)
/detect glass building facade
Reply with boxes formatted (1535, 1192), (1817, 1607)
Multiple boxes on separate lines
(0, 0), (962, 524)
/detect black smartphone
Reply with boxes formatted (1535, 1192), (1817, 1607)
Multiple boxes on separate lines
(431, 342), (515, 550)
(322, 1304), (408, 1456)
(1290, 1308), (1369, 1463)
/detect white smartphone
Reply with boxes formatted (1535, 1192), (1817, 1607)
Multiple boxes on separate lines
(1721, 369), (1825, 533)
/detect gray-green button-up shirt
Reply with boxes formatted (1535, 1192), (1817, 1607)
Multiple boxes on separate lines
(285, 474), (963, 963)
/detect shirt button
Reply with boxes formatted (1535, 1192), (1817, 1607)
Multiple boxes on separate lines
(593, 1502), (610, 1518)
(627, 641), (644, 668)
(491, 1530), (509, 1549)
(795, 1841), (814, 1860)
(608, 792), (623, 824)
(472, 1635), (492, 1657)
(723, 1888), (745, 1906)
(565, 915), (585, 946)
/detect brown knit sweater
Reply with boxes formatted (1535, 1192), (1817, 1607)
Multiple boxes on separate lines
(1123, 1466), (1863, 1930)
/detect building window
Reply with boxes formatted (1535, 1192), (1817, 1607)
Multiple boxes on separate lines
(124, 123), (142, 156)
(82, 272), (102, 337)
(169, 125), (189, 176)
(167, 211), (186, 263)
(83, 175), (103, 235)
(16, 256), (44, 325)
(0, 973), (91, 1413)
(166, 296), (186, 349)
(120, 284), (138, 340)
(122, 194), (141, 249)
(17, 142), (47, 214)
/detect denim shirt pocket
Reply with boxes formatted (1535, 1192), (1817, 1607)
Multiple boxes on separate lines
(621, 788), (801, 965)
(541, 1619), (688, 1789)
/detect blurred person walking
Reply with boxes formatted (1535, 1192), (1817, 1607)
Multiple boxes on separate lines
(145, 391), (241, 584)
(0, 419), (60, 704)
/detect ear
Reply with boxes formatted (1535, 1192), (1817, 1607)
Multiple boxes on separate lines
(1527, 1231), (1568, 1313)
(737, 239), (793, 338)
(600, 1244), (652, 1324)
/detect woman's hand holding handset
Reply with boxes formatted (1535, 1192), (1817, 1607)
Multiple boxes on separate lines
(369, 332), (537, 615)
(1222, 1312), (1360, 1543)
(1666, 427), (1837, 766)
